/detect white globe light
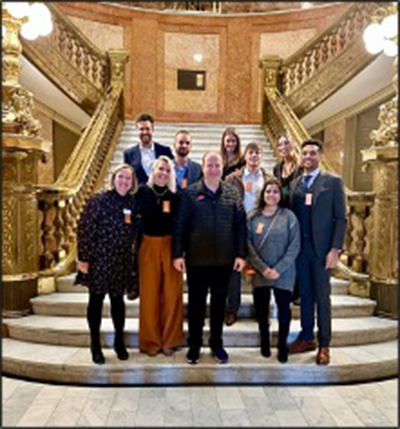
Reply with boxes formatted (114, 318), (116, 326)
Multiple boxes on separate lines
(382, 15), (398, 39)
(383, 39), (398, 57)
(363, 23), (383, 45)
(5, 2), (30, 19)
(20, 22), (39, 41)
(365, 36), (385, 55)
(37, 19), (53, 37)
(28, 3), (52, 26)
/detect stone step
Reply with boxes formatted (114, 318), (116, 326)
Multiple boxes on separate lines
(31, 293), (375, 319)
(4, 315), (396, 348)
(56, 274), (351, 296)
(3, 338), (397, 385)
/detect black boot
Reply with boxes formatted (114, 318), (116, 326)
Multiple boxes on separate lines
(260, 332), (271, 358)
(114, 333), (129, 361)
(91, 337), (105, 365)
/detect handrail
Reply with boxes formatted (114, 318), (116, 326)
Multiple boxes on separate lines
(21, 4), (108, 113)
(36, 84), (125, 276)
(281, 2), (380, 98)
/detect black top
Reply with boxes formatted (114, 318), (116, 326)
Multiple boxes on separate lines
(136, 184), (179, 236)
(222, 157), (246, 179)
(173, 180), (247, 267)
(273, 161), (303, 208)
(77, 190), (139, 296)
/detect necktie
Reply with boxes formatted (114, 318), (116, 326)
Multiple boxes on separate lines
(303, 174), (312, 191)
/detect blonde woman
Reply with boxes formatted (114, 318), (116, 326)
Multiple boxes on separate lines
(136, 156), (184, 357)
(273, 134), (303, 207)
(77, 164), (139, 364)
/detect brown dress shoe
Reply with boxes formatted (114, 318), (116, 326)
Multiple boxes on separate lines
(225, 312), (237, 326)
(288, 339), (317, 354)
(316, 347), (330, 365)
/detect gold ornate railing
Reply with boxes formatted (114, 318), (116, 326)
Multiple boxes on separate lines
(21, 4), (108, 114)
(280, 2), (382, 117)
(36, 83), (125, 277)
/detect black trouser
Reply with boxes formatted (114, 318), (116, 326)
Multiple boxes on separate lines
(186, 265), (232, 349)
(87, 292), (126, 347)
(253, 286), (292, 351)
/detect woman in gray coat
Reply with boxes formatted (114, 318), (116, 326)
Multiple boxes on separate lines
(247, 177), (300, 363)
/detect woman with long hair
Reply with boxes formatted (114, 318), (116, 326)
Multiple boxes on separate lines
(273, 134), (303, 207)
(220, 127), (245, 179)
(247, 177), (300, 363)
(137, 156), (184, 357)
(77, 164), (139, 364)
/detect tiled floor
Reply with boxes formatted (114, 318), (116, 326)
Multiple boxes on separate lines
(2, 376), (398, 427)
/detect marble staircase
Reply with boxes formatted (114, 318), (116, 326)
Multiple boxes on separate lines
(2, 274), (398, 386)
(105, 122), (275, 186)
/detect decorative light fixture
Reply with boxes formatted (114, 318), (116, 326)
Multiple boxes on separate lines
(4, 2), (53, 41)
(193, 53), (203, 63)
(363, 2), (398, 57)
(301, 3), (313, 10)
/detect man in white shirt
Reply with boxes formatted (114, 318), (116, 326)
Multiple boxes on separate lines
(123, 113), (173, 184)
(225, 142), (272, 325)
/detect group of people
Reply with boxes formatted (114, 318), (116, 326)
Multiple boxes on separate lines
(77, 113), (347, 368)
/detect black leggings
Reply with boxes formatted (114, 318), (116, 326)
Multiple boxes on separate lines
(87, 292), (125, 343)
(253, 287), (292, 350)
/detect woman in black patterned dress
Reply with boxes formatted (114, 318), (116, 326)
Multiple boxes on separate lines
(77, 164), (140, 364)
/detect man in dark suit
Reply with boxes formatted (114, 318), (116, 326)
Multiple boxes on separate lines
(288, 139), (347, 365)
(123, 113), (173, 184)
(173, 130), (202, 192)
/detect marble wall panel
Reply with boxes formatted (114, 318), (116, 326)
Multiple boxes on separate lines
(68, 16), (124, 51)
(163, 32), (220, 114)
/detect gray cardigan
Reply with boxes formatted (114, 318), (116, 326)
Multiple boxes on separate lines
(247, 208), (300, 291)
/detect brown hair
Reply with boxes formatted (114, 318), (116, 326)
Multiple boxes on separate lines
(244, 141), (263, 156)
(220, 127), (243, 167)
(109, 164), (138, 194)
(254, 177), (283, 212)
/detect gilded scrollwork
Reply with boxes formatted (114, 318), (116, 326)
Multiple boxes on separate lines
(2, 196), (16, 274)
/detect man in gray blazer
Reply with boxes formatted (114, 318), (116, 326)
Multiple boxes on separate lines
(173, 130), (202, 192)
(123, 113), (173, 185)
(288, 139), (347, 365)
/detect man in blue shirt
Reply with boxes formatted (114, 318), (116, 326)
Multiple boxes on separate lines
(123, 113), (173, 184)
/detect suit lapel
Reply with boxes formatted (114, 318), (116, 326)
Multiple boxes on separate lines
(311, 172), (326, 206)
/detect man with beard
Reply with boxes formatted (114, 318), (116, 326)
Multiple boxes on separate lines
(124, 113), (173, 185)
(173, 130), (202, 192)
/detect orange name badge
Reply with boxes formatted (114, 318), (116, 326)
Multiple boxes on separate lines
(256, 222), (264, 234)
(123, 208), (131, 224)
(181, 178), (188, 189)
(245, 181), (253, 193)
(305, 193), (313, 206)
(162, 200), (171, 213)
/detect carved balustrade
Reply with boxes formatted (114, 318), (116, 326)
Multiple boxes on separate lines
(281, 3), (378, 97)
(36, 83), (125, 276)
(343, 192), (375, 275)
(47, 4), (108, 91)
(21, 4), (109, 114)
